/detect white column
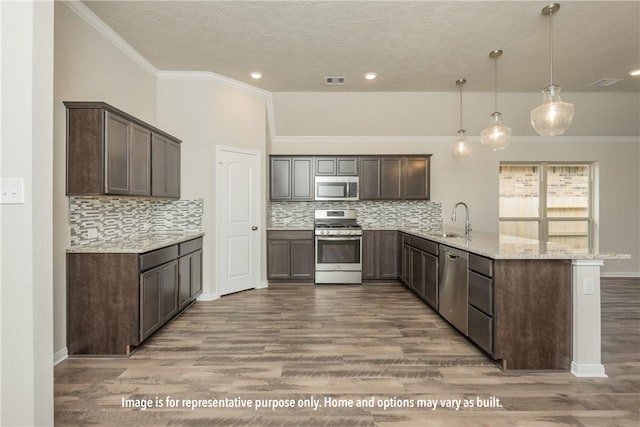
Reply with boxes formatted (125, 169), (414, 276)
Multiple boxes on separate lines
(0, 0), (54, 425)
(571, 259), (607, 377)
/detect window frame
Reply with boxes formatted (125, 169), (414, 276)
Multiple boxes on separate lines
(499, 161), (594, 249)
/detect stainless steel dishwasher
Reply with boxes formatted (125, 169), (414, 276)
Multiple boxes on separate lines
(438, 245), (469, 335)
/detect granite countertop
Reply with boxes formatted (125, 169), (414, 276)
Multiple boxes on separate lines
(399, 227), (631, 260)
(67, 232), (204, 254)
(267, 226), (314, 231)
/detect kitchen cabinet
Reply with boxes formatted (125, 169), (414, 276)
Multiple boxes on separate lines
(362, 230), (398, 280)
(140, 259), (178, 340)
(65, 101), (180, 198)
(401, 234), (438, 309)
(67, 236), (203, 355)
(178, 238), (203, 310)
(267, 230), (314, 281)
(269, 156), (314, 201)
(398, 230), (571, 370)
(315, 157), (359, 176)
(359, 156), (431, 200)
(151, 133), (181, 198)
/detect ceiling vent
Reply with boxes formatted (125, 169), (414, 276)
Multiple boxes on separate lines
(588, 78), (623, 87)
(325, 76), (345, 85)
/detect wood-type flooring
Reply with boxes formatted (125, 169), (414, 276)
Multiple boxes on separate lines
(55, 278), (640, 426)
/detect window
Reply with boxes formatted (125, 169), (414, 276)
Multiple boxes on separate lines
(499, 162), (593, 249)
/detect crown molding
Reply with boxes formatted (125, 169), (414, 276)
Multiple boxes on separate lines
(61, 0), (157, 76)
(157, 71), (271, 98)
(270, 135), (640, 144)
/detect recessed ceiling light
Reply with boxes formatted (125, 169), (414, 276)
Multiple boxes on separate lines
(250, 72), (262, 79)
(629, 68), (640, 77)
(364, 72), (377, 80)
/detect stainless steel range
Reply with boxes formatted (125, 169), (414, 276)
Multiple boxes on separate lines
(314, 209), (362, 284)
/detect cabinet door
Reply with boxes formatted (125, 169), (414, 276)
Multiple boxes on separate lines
(360, 158), (381, 200)
(336, 158), (358, 176)
(378, 231), (399, 279)
(270, 157), (292, 200)
(402, 244), (411, 286)
(105, 112), (130, 194)
(362, 231), (376, 279)
(267, 240), (291, 279)
(178, 254), (192, 310)
(140, 267), (162, 340)
(315, 157), (336, 175)
(380, 158), (402, 200)
(161, 260), (179, 322)
(190, 249), (202, 298)
(423, 252), (438, 309)
(130, 124), (151, 196)
(151, 134), (180, 198)
(165, 140), (181, 199)
(410, 249), (425, 296)
(290, 240), (314, 279)
(403, 157), (430, 200)
(292, 158), (313, 200)
(151, 134), (167, 197)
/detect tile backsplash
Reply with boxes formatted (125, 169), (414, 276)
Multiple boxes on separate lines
(268, 200), (443, 230)
(69, 197), (203, 245)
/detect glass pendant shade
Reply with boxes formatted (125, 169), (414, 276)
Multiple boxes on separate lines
(451, 129), (472, 160)
(531, 84), (574, 136)
(481, 112), (511, 150)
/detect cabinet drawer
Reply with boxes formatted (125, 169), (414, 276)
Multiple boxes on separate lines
(468, 271), (493, 315)
(179, 237), (203, 255)
(468, 305), (493, 355)
(410, 236), (438, 256)
(140, 245), (179, 271)
(268, 230), (313, 240)
(469, 253), (493, 277)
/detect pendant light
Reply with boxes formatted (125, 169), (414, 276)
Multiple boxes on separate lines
(481, 49), (511, 150)
(451, 78), (472, 160)
(531, 3), (574, 136)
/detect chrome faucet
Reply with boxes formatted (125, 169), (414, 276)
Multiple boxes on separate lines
(452, 202), (472, 238)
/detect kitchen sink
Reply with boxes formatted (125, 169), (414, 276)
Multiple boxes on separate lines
(432, 232), (465, 239)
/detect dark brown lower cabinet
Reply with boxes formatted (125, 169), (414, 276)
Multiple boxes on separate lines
(399, 231), (571, 371)
(67, 236), (203, 356)
(363, 230), (398, 280)
(140, 260), (178, 341)
(267, 230), (314, 282)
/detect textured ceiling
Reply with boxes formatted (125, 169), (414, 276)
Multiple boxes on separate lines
(83, 1), (640, 92)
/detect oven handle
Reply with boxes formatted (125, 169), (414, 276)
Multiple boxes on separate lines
(316, 236), (362, 241)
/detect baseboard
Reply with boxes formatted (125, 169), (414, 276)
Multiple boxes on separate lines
(256, 280), (268, 289)
(601, 272), (640, 278)
(571, 361), (607, 378)
(197, 292), (219, 301)
(54, 347), (68, 366)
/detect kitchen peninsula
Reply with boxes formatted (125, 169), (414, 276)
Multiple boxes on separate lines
(396, 227), (630, 378)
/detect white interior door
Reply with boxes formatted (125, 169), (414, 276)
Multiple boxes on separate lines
(217, 147), (261, 296)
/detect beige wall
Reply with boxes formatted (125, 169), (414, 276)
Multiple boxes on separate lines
(53, 2), (157, 357)
(270, 92), (640, 276)
(272, 91), (640, 137)
(156, 76), (268, 298)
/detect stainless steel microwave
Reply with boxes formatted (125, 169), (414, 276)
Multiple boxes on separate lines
(314, 176), (359, 201)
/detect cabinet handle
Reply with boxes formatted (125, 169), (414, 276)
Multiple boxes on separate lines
(251, 226), (258, 231)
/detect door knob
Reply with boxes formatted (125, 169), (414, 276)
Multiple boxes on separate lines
(251, 226), (258, 231)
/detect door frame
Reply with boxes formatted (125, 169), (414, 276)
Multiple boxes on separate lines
(215, 145), (263, 298)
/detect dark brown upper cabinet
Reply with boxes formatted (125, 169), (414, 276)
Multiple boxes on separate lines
(269, 156), (314, 201)
(359, 155), (431, 200)
(151, 133), (181, 198)
(314, 157), (359, 176)
(65, 101), (181, 199)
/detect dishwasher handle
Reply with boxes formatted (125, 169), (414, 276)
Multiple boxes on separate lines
(445, 250), (459, 259)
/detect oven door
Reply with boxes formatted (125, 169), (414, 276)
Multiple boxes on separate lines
(315, 236), (362, 271)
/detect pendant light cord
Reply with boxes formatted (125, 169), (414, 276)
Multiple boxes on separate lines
(494, 56), (499, 112)
(549, 10), (554, 86)
(459, 83), (463, 130)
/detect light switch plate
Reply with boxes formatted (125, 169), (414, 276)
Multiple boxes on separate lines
(0, 178), (24, 204)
